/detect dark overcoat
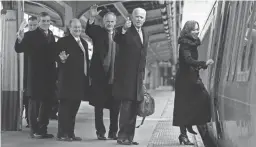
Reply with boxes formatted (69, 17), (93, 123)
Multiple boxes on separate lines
(113, 25), (148, 101)
(85, 22), (119, 109)
(14, 28), (57, 100)
(173, 35), (211, 126)
(15, 37), (28, 95)
(56, 35), (90, 101)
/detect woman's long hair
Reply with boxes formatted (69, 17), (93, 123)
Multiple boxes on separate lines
(178, 20), (201, 46)
(180, 20), (200, 38)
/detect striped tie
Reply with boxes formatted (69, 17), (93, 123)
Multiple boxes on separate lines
(77, 39), (87, 76)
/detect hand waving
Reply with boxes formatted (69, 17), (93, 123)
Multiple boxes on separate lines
(90, 4), (102, 17)
(123, 17), (132, 31)
(59, 51), (69, 63)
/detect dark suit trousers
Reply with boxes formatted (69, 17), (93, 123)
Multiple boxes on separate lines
(58, 99), (81, 138)
(94, 100), (120, 135)
(117, 100), (139, 141)
(28, 99), (48, 135)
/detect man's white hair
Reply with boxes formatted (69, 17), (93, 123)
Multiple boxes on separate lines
(69, 18), (81, 27)
(132, 7), (146, 17)
(103, 12), (117, 22)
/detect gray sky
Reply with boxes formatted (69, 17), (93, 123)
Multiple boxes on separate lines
(182, 0), (216, 31)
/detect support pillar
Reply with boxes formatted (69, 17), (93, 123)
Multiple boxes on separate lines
(55, 1), (73, 34)
(1, 1), (22, 131)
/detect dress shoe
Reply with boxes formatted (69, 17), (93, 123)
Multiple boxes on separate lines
(117, 139), (132, 145)
(71, 136), (82, 141)
(131, 141), (139, 145)
(57, 136), (72, 142)
(108, 132), (117, 140)
(30, 133), (43, 139)
(97, 134), (107, 140)
(41, 133), (54, 138)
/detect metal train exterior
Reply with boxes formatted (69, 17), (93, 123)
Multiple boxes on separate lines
(198, 1), (256, 147)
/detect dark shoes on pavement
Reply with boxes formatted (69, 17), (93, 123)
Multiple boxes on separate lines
(117, 139), (139, 145)
(30, 133), (54, 139)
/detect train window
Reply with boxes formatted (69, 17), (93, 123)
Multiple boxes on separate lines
(236, 2), (256, 81)
(224, 2), (237, 81)
(226, 2), (242, 81)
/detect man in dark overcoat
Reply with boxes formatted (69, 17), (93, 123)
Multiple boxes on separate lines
(15, 16), (39, 128)
(15, 12), (57, 139)
(56, 18), (90, 141)
(85, 5), (120, 140)
(113, 8), (148, 145)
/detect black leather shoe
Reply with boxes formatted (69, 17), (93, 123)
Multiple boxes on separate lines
(57, 137), (72, 142)
(72, 136), (82, 141)
(108, 132), (117, 140)
(97, 134), (107, 140)
(41, 133), (54, 139)
(117, 139), (132, 145)
(131, 141), (139, 145)
(30, 133), (43, 139)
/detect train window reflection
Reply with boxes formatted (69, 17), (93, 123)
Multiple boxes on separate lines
(236, 2), (256, 81)
(227, 2), (241, 81)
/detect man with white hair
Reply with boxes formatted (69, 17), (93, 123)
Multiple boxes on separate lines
(56, 18), (90, 141)
(85, 4), (121, 140)
(113, 7), (148, 145)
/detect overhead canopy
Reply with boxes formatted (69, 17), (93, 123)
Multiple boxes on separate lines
(22, 0), (184, 66)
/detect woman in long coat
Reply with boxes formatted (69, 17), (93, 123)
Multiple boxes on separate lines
(173, 20), (214, 145)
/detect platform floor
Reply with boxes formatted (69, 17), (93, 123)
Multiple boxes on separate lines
(1, 87), (204, 147)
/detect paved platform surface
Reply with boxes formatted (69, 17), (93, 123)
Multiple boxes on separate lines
(1, 87), (204, 147)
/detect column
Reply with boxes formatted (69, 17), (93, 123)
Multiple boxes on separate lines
(1, 1), (22, 131)
(155, 61), (161, 89)
(55, 1), (73, 34)
(164, 65), (168, 86)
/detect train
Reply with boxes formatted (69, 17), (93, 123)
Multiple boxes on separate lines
(198, 1), (256, 147)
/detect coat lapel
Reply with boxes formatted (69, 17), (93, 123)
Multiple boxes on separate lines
(131, 25), (143, 48)
(142, 28), (148, 48)
(68, 35), (84, 54)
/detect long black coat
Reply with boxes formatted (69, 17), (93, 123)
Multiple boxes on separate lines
(56, 35), (90, 101)
(14, 28), (57, 100)
(113, 25), (148, 101)
(173, 35), (211, 126)
(85, 22), (118, 109)
(15, 37), (29, 96)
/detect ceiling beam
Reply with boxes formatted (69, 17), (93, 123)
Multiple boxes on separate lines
(113, 2), (129, 19)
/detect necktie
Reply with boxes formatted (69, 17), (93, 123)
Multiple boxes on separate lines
(137, 29), (143, 44)
(44, 31), (48, 36)
(77, 39), (87, 76)
(103, 32), (116, 84)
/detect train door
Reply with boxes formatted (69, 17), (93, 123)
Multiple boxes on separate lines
(207, 1), (231, 141)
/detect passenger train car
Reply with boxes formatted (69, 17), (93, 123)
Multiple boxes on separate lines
(198, 1), (256, 147)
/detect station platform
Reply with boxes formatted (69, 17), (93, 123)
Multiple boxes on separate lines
(1, 87), (204, 147)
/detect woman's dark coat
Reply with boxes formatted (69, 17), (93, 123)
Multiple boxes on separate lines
(173, 35), (211, 126)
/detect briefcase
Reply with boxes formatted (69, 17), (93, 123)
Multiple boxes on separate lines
(136, 85), (155, 128)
